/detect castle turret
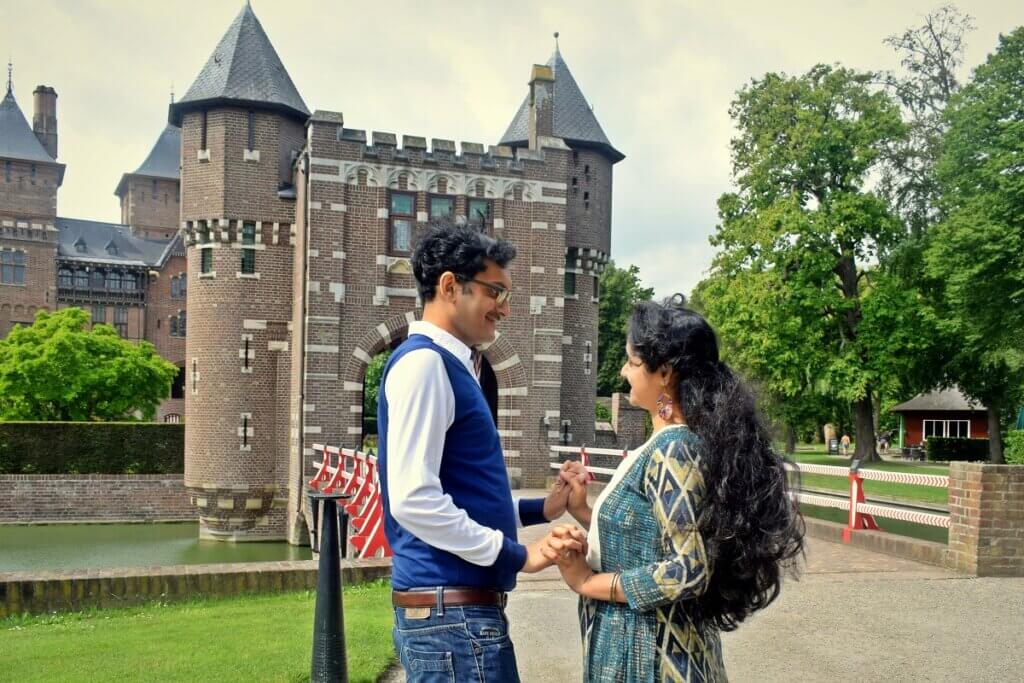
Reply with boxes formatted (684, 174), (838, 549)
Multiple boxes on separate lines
(500, 45), (623, 449)
(115, 124), (181, 240)
(170, 4), (309, 541)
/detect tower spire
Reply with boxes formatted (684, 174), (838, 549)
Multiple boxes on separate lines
(6, 58), (12, 95)
(553, 32), (560, 53)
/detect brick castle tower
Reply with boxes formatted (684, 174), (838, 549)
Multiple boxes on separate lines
(172, 6), (622, 543)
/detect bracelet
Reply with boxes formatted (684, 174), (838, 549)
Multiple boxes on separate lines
(609, 572), (621, 603)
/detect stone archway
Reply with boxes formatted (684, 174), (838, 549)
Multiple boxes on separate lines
(340, 312), (528, 467)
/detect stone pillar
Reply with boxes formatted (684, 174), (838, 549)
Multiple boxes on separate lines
(946, 463), (1024, 576)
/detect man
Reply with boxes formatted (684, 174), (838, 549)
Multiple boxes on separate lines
(378, 225), (583, 681)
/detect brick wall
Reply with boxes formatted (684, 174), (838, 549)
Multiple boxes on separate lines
(0, 225), (56, 337)
(0, 474), (192, 523)
(946, 463), (1024, 577)
(120, 176), (180, 240)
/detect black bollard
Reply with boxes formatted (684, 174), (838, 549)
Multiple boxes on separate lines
(309, 490), (352, 683)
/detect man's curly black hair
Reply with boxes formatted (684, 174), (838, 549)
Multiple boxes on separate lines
(411, 224), (517, 301)
(628, 294), (805, 632)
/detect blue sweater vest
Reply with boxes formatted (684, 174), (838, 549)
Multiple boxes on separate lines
(378, 334), (530, 591)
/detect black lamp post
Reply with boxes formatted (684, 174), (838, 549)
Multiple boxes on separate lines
(308, 490), (352, 683)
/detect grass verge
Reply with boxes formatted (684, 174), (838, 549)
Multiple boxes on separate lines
(1, 579), (395, 683)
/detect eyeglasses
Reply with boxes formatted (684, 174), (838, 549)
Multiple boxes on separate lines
(460, 277), (512, 306)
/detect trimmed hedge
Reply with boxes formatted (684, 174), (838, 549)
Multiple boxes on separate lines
(925, 437), (990, 462)
(0, 422), (184, 474)
(1006, 431), (1024, 465)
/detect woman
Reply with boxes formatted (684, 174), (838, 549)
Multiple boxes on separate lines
(544, 295), (804, 682)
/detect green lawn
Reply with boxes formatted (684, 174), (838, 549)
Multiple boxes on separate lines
(788, 451), (950, 506)
(1, 580), (395, 683)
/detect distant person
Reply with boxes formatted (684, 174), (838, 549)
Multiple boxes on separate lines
(840, 433), (851, 456)
(540, 295), (805, 681)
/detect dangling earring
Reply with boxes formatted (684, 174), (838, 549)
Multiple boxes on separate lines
(656, 392), (674, 421)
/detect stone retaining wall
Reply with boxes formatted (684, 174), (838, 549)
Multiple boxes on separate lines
(0, 558), (391, 618)
(0, 475), (192, 523)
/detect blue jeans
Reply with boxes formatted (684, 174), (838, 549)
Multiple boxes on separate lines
(393, 605), (520, 682)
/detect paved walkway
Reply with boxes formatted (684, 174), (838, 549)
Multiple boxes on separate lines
(384, 490), (1024, 682)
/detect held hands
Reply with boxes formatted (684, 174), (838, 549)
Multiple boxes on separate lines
(543, 460), (590, 521)
(539, 524), (594, 594)
(522, 527), (586, 573)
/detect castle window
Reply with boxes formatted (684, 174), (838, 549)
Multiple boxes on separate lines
(200, 111), (208, 149)
(428, 195), (453, 220)
(106, 242), (119, 256)
(113, 306), (128, 337)
(180, 311), (186, 336)
(123, 273), (137, 291)
(468, 199), (492, 232)
(593, 276), (600, 299)
(152, 179), (158, 198)
(389, 192), (415, 254)
(58, 268), (73, 287)
(179, 274), (186, 297)
(170, 316), (178, 337)
(572, 177), (578, 186)
(91, 270), (105, 289)
(107, 271), (122, 290)
(74, 269), (88, 288)
(171, 366), (186, 399)
(3, 160), (10, 182)
(30, 164), (36, 183)
(572, 150), (579, 165)
(584, 164), (590, 176)
(240, 222), (256, 274)
(1, 250), (26, 284)
(91, 304), (105, 324)
(247, 110), (255, 151)
(201, 248), (213, 274)
(564, 252), (577, 296)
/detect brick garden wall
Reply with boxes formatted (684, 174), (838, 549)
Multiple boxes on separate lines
(0, 474), (192, 523)
(946, 463), (1024, 576)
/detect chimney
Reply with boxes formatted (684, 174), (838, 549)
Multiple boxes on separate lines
(527, 64), (554, 150)
(32, 85), (58, 160)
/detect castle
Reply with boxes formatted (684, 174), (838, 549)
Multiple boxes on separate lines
(0, 4), (623, 544)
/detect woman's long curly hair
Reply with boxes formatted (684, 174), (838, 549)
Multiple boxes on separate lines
(628, 295), (804, 632)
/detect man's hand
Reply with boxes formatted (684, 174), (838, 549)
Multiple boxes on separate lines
(558, 461), (592, 527)
(521, 530), (585, 573)
(543, 460), (588, 520)
(538, 525), (593, 592)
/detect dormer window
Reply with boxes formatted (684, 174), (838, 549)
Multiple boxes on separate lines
(74, 238), (87, 253)
(106, 241), (119, 256)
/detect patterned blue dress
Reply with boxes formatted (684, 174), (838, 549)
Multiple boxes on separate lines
(580, 425), (727, 682)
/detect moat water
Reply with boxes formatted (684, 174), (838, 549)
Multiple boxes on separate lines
(0, 522), (312, 573)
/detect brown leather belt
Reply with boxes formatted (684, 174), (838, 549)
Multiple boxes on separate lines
(392, 588), (507, 609)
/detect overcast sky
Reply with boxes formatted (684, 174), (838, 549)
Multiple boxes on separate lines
(2, 1), (1022, 297)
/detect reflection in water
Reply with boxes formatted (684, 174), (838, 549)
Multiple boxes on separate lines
(0, 522), (312, 572)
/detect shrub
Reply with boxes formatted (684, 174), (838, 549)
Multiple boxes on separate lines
(0, 422), (184, 474)
(925, 437), (989, 462)
(596, 402), (612, 422)
(1005, 431), (1024, 465)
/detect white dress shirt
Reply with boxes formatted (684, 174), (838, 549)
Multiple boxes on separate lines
(384, 320), (527, 567)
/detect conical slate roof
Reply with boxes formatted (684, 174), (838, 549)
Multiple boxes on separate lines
(168, 4), (309, 125)
(115, 124), (181, 196)
(0, 88), (56, 164)
(499, 48), (623, 163)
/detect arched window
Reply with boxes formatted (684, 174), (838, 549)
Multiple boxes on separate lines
(170, 276), (179, 299)
(170, 316), (178, 337)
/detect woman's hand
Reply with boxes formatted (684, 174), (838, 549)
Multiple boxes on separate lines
(560, 463), (592, 528)
(545, 460), (589, 521)
(539, 525), (594, 593)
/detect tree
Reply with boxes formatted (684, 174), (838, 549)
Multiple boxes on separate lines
(708, 65), (916, 462)
(0, 308), (178, 421)
(362, 349), (392, 421)
(596, 261), (654, 396)
(925, 27), (1024, 462)
(880, 5), (976, 240)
